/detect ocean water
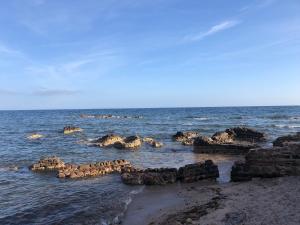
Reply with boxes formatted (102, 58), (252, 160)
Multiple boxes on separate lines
(0, 106), (300, 224)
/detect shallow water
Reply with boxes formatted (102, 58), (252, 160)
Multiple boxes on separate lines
(0, 106), (300, 224)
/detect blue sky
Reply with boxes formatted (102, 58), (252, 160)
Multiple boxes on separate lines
(0, 0), (299, 109)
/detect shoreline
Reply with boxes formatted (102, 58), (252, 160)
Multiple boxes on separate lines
(121, 176), (300, 225)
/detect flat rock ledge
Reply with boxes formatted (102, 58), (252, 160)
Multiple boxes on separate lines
(121, 160), (219, 185)
(29, 156), (132, 179)
(231, 143), (300, 182)
(273, 132), (300, 147)
(193, 127), (265, 154)
(63, 126), (82, 134)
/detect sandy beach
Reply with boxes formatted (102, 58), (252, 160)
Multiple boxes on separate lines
(122, 176), (300, 225)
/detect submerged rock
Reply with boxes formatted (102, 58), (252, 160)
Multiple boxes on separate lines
(63, 126), (82, 134)
(143, 137), (163, 148)
(273, 132), (300, 147)
(231, 143), (300, 181)
(29, 156), (65, 171)
(27, 133), (44, 140)
(178, 160), (219, 182)
(121, 161), (219, 185)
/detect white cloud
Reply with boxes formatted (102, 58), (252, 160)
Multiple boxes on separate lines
(183, 20), (241, 42)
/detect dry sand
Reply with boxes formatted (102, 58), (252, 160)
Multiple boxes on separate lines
(121, 176), (300, 225)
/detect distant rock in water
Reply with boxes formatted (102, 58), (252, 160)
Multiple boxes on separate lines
(63, 126), (82, 134)
(172, 131), (199, 145)
(121, 160), (219, 185)
(91, 134), (124, 147)
(26, 133), (44, 140)
(29, 156), (65, 171)
(231, 143), (300, 181)
(273, 132), (300, 147)
(193, 127), (265, 154)
(80, 114), (143, 119)
(143, 137), (163, 148)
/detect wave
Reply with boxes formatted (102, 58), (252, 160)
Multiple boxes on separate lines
(272, 124), (300, 129)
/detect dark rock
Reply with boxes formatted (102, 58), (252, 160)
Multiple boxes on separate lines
(225, 127), (266, 142)
(178, 160), (219, 182)
(230, 161), (252, 182)
(273, 132), (300, 147)
(172, 131), (199, 144)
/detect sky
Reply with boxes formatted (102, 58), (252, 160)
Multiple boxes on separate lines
(0, 0), (300, 110)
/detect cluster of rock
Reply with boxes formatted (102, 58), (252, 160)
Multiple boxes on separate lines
(90, 134), (163, 149)
(29, 156), (132, 179)
(193, 127), (266, 154)
(27, 133), (44, 140)
(172, 131), (199, 145)
(58, 160), (132, 179)
(63, 126), (82, 134)
(231, 133), (300, 182)
(29, 156), (65, 171)
(80, 114), (142, 119)
(121, 160), (219, 185)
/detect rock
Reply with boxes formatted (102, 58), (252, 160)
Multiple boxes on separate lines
(193, 136), (256, 154)
(211, 131), (234, 143)
(225, 127), (266, 142)
(114, 135), (142, 149)
(231, 143), (300, 181)
(143, 137), (163, 148)
(121, 167), (178, 185)
(177, 160), (219, 182)
(58, 159), (132, 179)
(27, 133), (43, 140)
(91, 134), (124, 147)
(29, 156), (65, 171)
(273, 132), (300, 147)
(63, 126), (82, 134)
(172, 131), (199, 143)
(231, 161), (252, 182)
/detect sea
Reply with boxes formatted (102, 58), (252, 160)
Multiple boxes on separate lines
(0, 106), (300, 224)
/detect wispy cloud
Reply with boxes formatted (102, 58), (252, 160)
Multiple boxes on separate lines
(183, 20), (241, 42)
(32, 88), (81, 96)
(0, 43), (24, 57)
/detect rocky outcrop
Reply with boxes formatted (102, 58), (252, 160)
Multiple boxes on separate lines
(63, 126), (82, 134)
(193, 127), (265, 154)
(114, 135), (142, 149)
(58, 160), (132, 179)
(27, 133), (43, 140)
(193, 136), (256, 154)
(143, 137), (163, 148)
(91, 134), (124, 147)
(273, 132), (300, 147)
(172, 131), (199, 145)
(121, 161), (219, 185)
(178, 160), (219, 182)
(231, 143), (300, 181)
(29, 156), (65, 171)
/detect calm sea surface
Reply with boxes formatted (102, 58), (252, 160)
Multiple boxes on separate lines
(1, 106), (300, 224)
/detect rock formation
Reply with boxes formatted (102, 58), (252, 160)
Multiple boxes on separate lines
(143, 137), (163, 148)
(121, 160), (219, 185)
(29, 156), (65, 171)
(172, 131), (199, 145)
(114, 135), (142, 149)
(90, 134), (142, 149)
(91, 134), (124, 147)
(273, 132), (300, 147)
(193, 127), (265, 154)
(231, 142), (300, 181)
(63, 126), (82, 134)
(27, 133), (43, 140)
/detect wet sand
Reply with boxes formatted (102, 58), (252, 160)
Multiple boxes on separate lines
(122, 176), (300, 225)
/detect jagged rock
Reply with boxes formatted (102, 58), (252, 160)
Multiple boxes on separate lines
(172, 131), (199, 142)
(63, 126), (82, 134)
(225, 127), (266, 142)
(58, 159), (132, 179)
(114, 135), (142, 149)
(273, 132), (300, 147)
(230, 161), (252, 182)
(27, 133), (43, 140)
(231, 143), (300, 181)
(193, 136), (256, 154)
(178, 160), (219, 182)
(121, 161), (219, 185)
(29, 156), (65, 171)
(121, 167), (178, 185)
(143, 137), (163, 148)
(91, 134), (124, 147)
(211, 131), (234, 143)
